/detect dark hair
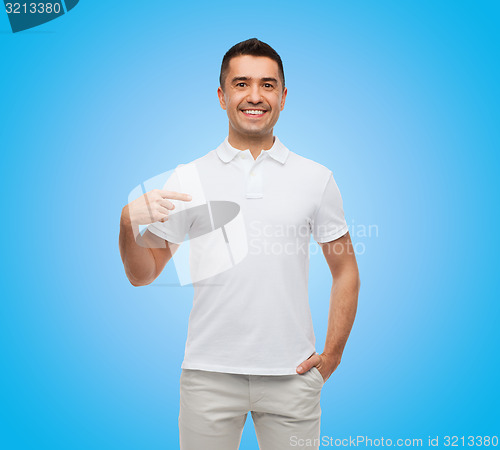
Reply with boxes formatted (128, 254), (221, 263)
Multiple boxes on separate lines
(219, 38), (285, 91)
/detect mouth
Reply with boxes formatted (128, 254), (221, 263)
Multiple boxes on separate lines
(240, 109), (268, 118)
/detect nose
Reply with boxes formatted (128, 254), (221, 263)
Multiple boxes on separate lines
(246, 84), (263, 104)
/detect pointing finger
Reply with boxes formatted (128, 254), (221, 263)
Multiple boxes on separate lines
(158, 190), (192, 202)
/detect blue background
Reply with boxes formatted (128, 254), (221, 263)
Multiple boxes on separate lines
(1, 1), (498, 448)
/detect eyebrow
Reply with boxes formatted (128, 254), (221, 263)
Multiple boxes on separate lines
(231, 76), (279, 84)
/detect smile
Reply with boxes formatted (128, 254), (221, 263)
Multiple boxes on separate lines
(241, 109), (267, 117)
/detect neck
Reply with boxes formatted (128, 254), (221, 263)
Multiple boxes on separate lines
(227, 129), (275, 159)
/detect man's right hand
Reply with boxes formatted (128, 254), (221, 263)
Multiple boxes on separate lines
(123, 189), (193, 225)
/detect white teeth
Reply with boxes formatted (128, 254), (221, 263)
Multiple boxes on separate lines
(243, 110), (265, 115)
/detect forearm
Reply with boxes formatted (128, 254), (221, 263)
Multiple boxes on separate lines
(323, 268), (360, 359)
(119, 206), (156, 286)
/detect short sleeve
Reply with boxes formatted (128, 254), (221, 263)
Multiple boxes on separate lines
(311, 172), (349, 243)
(146, 167), (192, 245)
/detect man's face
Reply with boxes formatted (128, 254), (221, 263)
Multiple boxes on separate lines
(217, 55), (287, 139)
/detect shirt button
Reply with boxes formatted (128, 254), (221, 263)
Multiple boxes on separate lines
(240, 153), (246, 159)
(250, 172), (256, 177)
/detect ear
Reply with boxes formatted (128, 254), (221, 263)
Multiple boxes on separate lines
(217, 86), (227, 110)
(280, 87), (288, 111)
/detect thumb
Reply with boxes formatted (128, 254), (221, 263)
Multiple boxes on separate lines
(296, 360), (313, 374)
(296, 352), (320, 374)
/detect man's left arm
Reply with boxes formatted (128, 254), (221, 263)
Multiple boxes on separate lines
(296, 231), (361, 382)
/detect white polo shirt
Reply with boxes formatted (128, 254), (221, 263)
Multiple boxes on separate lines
(147, 136), (348, 375)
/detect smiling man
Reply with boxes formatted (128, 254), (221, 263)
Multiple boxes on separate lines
(119, 38), (360, 450)
(217, 52), (286, 153)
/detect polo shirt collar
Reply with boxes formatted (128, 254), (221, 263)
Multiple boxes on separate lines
(216, 136), (289, 165)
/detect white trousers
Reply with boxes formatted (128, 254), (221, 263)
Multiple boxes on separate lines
(179, 367), (325, 450)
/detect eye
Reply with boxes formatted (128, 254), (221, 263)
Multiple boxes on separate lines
(236, 82), (247, 87)
(264, 83), (274, 88)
